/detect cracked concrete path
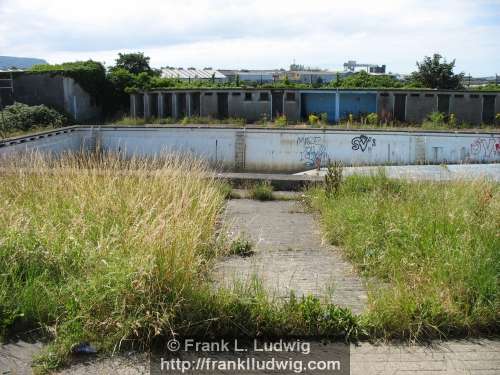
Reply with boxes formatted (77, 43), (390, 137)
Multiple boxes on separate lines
(213, 199), (368, 314)
(3, 338), (499, 374)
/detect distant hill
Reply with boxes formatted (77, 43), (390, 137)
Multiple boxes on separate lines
(0, 56), (48, 70)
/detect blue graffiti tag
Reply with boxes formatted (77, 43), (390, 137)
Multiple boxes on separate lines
(297, 136), (330, 167)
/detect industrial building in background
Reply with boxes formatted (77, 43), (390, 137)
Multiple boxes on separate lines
(343, 60), (386, 74)
(161, 67), (226, 82)
(163, 60), (389, 84)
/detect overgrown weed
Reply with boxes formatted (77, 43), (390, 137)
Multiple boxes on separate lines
(307, 172), (499, 340)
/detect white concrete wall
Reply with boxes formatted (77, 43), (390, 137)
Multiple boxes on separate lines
(0, 127), (90, 158)
(1, 126), (499, 172)
(96, 127), (500, 172)
(98, 127), (236, 169)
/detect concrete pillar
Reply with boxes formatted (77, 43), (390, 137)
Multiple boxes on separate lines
(172, 93), (178, 119)
(158, 93), (164, 118)
(143, 93), (151, 119)
(130, 94), (137, 118)
(282, 93), (285, 118)
(187, 93), (192, 117)
(200, 92), (203, 117)
(269, 91), (272, 119)
(298, 91), (302, 121)
(234, 130), (246, 171)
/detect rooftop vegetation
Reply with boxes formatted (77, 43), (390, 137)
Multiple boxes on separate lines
(29, 61), (107, 104)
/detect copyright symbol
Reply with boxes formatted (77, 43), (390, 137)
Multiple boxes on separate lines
(167, 339), (180, 352)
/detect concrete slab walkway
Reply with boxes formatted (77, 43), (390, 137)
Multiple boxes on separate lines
(296, 163), (500, 182)
(2, 338), (499, 374)
(213, 199), (368, 314)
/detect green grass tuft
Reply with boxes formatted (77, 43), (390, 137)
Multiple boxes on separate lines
(249, 181), (274, 201)
(229, 237), (254, 257)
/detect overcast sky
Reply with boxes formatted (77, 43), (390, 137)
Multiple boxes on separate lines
(0, 0), (499, 76)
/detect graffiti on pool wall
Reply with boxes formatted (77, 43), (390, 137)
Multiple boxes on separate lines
(297, 136), (329, 167)
(470, 137), (500, 159)
(351, 135), (376, 152)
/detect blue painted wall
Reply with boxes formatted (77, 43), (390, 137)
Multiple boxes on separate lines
(301, 93), (336, 122)
(339, 93), (377, 119)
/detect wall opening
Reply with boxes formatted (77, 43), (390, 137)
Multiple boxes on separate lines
(163, 93), (173, 117)
(149, 93), (158, 118)
(217, 93), (229, 119)
(438, 94), (450, 115)
(177, 93), (187, 118)
(482, 95), (496, 124)
(394, 94), (406, 122)
(271, 90), (284, 118)
(191, 92), (201, 116)
(136, 95), (144, 117)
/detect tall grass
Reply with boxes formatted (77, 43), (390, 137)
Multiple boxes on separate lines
(307, 173), (499, 340)
(0, 153), (224, 366)
(0, 153), (359, 371)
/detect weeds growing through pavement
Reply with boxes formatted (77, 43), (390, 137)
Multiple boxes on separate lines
(229, 236), (254, 257)
(250, 181), (274, 201)
(307, 172), (499, 340)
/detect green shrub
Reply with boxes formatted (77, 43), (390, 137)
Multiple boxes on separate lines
(366, 113), (379, 125)
(0, 103), (69, 135)
(274, 115), (287, 127)
(229, 237), (254, 257)
(448, 113), (457, 128)
(319, 112), (328, 124)
(308, 114), (319, 126)
(427, 111), (446, 125)
(250, 181), (274, 201)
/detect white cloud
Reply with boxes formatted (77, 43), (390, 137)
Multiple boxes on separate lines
(0, 0), (499, 75)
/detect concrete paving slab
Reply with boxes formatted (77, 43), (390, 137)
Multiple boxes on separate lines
(296, 164), (500, 182)
(213, 199), (368, 313)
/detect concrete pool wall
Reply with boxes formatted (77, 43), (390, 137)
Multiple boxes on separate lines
(1, 126), (499, 172)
